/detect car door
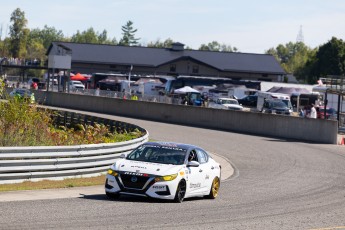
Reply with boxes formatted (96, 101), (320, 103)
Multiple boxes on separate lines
(195, 148), (212, 193)
(186, 149), (206, 194)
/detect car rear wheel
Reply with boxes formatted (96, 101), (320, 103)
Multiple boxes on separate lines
(174, 180), (186, 203)
(106, 192), (120, 200)
(206, 177), (220, 199)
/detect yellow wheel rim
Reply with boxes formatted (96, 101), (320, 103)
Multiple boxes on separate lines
(212, 177), (220, 197)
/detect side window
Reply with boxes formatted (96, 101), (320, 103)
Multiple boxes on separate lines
(188, 149), (198, 162)
(196, 149), (208, 164)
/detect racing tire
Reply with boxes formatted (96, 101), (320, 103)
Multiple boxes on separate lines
(206, 177), (220, 199)
(106, 192), (120, 200)
(174, 180), (186, 203)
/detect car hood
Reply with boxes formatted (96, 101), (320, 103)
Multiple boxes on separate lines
(223, 104), (243, 109)
(113, 159), (184, 176)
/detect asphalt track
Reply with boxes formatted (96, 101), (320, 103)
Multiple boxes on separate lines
(1, 110), (345, 230)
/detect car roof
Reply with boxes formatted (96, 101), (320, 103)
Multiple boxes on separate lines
(143, 141), (200, 151)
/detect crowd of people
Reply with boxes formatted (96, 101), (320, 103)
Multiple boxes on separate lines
(299, 104), (318, 119)
(1, 57), (42, 66)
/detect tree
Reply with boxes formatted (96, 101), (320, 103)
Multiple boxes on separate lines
(29, 25), (65, 49)
(199, 41), (237, 52)
(71, 27), (98, 43)
(9, 8), (29, 58)
(266, 41), (314, 82)
(71, 27), (116, 44)
(147, 38), (174, 48)
(119, 21), (140, 46)
(314, 37), (345, 78)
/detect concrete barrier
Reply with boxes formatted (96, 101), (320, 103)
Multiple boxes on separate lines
(34, 91), (338, 144)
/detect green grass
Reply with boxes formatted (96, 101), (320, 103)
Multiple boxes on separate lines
(0, 175), (106, 192)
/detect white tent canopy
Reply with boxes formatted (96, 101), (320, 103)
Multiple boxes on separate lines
(174, 86), (200, 94)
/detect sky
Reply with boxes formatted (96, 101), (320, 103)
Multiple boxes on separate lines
(0, 0), (344, 54)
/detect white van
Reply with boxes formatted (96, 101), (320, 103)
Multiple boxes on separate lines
(257, 91), (292, 112)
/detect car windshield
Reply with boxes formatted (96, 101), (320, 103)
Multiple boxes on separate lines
(126, 145), (187, 165)
(221, 99), (238, 105)
(271, 101), (287, 108)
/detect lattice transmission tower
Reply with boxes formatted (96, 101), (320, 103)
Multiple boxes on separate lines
(296, 25), (304, 43)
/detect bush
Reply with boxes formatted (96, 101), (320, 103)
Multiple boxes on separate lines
(0, 80), (143, 147)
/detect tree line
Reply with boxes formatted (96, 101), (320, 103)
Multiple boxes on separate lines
(1, 8), (344, 84)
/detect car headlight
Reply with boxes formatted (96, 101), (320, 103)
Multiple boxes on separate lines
(155, 173), (178, 182)
(107, 169), (119, 177)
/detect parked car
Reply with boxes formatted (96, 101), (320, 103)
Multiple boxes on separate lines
(261, 99), (293, 115)
(9, 88), (35, 103)
(208, 97), (243, 111)
(237, 95), (258, 107)
(316, 106), (337, 120)
(69, 80), (85, 91)
(105, 141), (221, 203)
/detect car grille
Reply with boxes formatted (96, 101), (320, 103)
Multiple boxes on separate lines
(120, 174), (150, 189)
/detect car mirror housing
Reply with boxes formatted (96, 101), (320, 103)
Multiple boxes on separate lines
(120, 154), (126, 158)
(187, 161), (200, 167)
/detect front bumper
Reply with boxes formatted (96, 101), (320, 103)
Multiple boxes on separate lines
(105, 174), (179, 200)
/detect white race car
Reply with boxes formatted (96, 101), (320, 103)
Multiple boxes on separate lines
(105, 142), (221, 203)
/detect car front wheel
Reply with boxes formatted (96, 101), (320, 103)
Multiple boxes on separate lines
(174, 180), (186, 203)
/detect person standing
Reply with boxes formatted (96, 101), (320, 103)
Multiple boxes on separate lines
(310, 104), (317, 119)
(95, 87), (100, 96)
(299, 108), (305, 118)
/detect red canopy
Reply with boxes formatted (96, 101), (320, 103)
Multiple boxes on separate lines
(71, 73), (87, 81)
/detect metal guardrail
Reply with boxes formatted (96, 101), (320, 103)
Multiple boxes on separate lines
(0, 110), (149, 184)
(0, 132), (148, 184)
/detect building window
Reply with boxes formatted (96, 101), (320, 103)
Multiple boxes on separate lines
(192, 65), (199, 74)
(262, 74), (268, 77)
(170, 64), (176, 72)
(110, 65), (117, 69)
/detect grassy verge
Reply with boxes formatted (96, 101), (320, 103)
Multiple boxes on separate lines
(0, 175), (106, 192)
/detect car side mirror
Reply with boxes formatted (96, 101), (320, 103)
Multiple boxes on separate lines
(120, 154), (126, 158)
(187, 161), (200, 167)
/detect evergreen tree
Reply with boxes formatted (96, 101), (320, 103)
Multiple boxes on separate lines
(119, 21), (140, 46)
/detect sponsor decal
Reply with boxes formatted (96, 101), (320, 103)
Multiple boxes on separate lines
(124, 172), (143, 176)
(130, 165), (147, 169)
(152, 185), (167, 191)
(190, 183), (201, 188)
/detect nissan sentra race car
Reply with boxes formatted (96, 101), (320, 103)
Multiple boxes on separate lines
(105, 142), (221, 203)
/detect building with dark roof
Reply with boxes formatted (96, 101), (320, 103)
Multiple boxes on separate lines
(47, 42), (286, 82)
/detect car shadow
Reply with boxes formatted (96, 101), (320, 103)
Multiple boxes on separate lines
(80, 193), (204, 203)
